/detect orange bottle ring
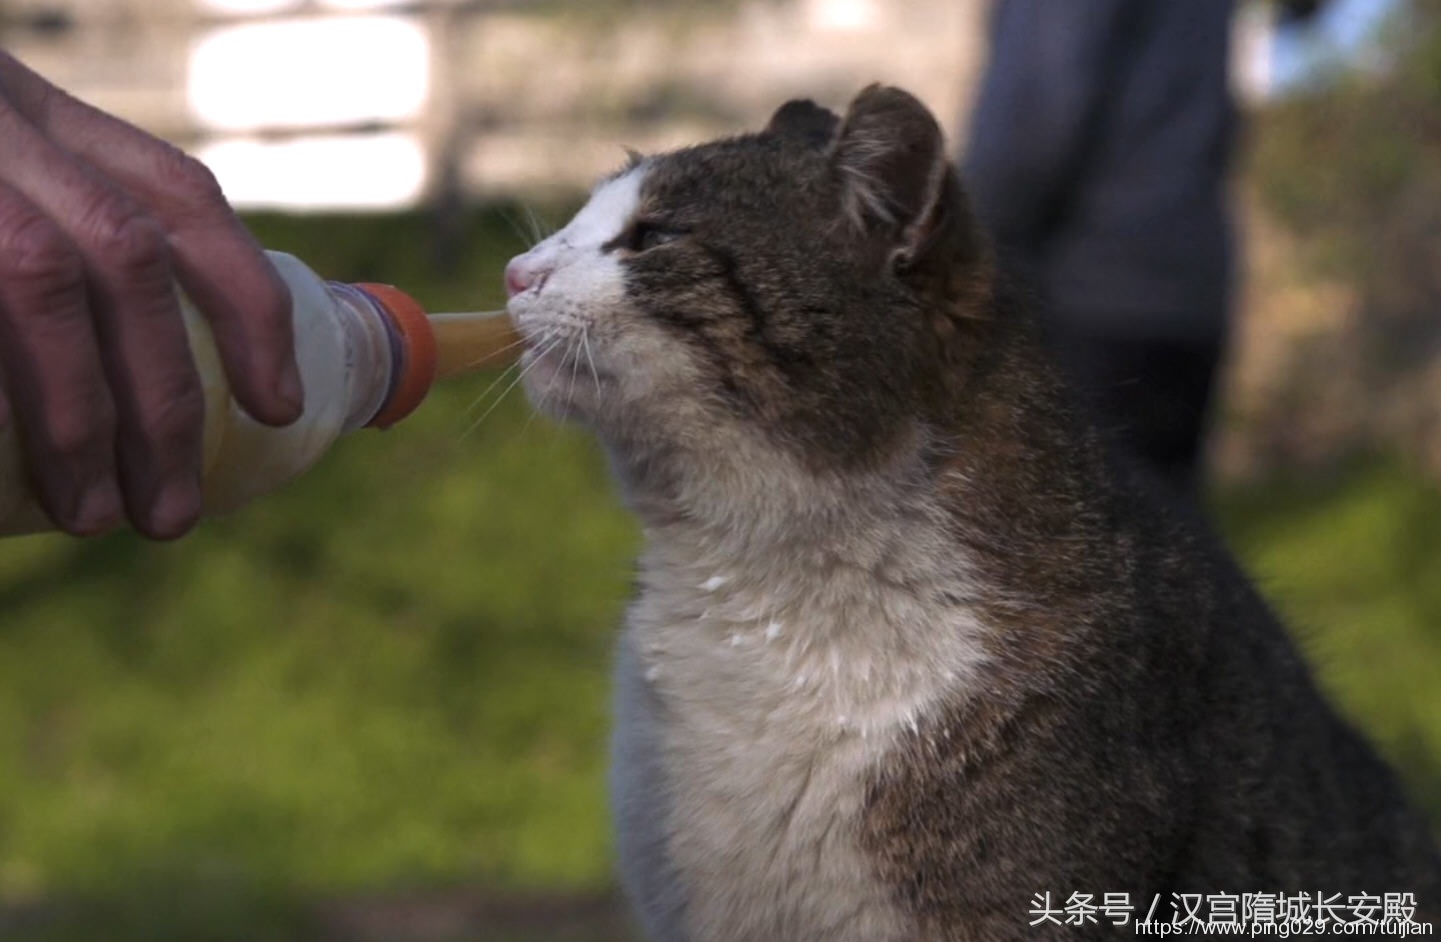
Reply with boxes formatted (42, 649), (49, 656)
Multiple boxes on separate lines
(355, 282), (437, 429)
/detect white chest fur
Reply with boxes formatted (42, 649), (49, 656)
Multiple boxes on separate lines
(610, 523), (988, 942)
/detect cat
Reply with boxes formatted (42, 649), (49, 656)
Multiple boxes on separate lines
(502, 85), (1441, 941)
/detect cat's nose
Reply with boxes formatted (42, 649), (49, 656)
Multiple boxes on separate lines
(504, 256), (549, 297)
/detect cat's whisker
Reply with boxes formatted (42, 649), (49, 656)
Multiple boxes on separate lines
(518, 392), (546, 439)
(581, 328), (602, 399)
(518, 338), (576, 442)
(537, 337), (584, 449)
(463, 359), (525, 417)
(566, 333), (583, 412)
(497, 207), (538, 249)
(459, 335), (564, 440)
(519, 365), (556, 441)
(522, 203), (553, 245)
(460, 332), (559, 418)
(452, 333), (532, 374)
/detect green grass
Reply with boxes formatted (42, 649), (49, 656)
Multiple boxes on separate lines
(1213, 459), (1441, 815)
(0, 209), (1436, 940)
(0, 383), (637, 896)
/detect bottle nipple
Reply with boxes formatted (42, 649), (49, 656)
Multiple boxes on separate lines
(428, 310), (524, 379)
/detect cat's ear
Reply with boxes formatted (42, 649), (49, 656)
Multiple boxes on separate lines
(765, 99), (840, 148)
(830, 84), (949, 267)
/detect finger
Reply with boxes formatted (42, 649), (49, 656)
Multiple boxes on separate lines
(0, 51), (303, 427)
(0, 102), (204, 538)
(0, 180), (123, 535)
(84, 211), (207, 541)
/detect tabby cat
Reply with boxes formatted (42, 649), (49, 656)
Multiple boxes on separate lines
(503, 85), (1441, 941)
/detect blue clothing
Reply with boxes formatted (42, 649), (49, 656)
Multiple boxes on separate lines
(962, 0), (1237, 342)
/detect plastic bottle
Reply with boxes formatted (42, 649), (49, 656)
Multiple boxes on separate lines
(0, 251), (520, 536)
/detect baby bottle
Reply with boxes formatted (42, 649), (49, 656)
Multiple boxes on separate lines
(0, 251), (519, 536)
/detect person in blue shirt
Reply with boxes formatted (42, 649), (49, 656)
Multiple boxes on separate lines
(964, 0), (1323, 495)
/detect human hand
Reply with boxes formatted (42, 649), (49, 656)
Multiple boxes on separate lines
(0, 50), (302, 539)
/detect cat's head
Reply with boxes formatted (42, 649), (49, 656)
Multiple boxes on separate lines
(505, 85), (992, 511)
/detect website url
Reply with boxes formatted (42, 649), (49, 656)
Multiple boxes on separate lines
(1135, 920), (1435, 936)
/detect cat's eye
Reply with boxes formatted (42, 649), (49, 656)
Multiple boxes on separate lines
(628, 220), (682, 252)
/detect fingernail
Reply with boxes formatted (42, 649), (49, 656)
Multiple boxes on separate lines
(276, 362), (305, 419)
(146, 474), (202, 540)
(70, 480), (124, 536)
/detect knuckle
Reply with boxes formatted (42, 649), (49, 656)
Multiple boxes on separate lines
(82, 200), (166, 275)
(135, 375), (206, 454)
(155, 146), (227, 214)
(0, 210), (82, 287)
(44, 390), (116, 463)
(22, 78), (59, 123)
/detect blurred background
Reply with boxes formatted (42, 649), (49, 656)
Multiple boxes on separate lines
(0, 0), (1438, 939)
